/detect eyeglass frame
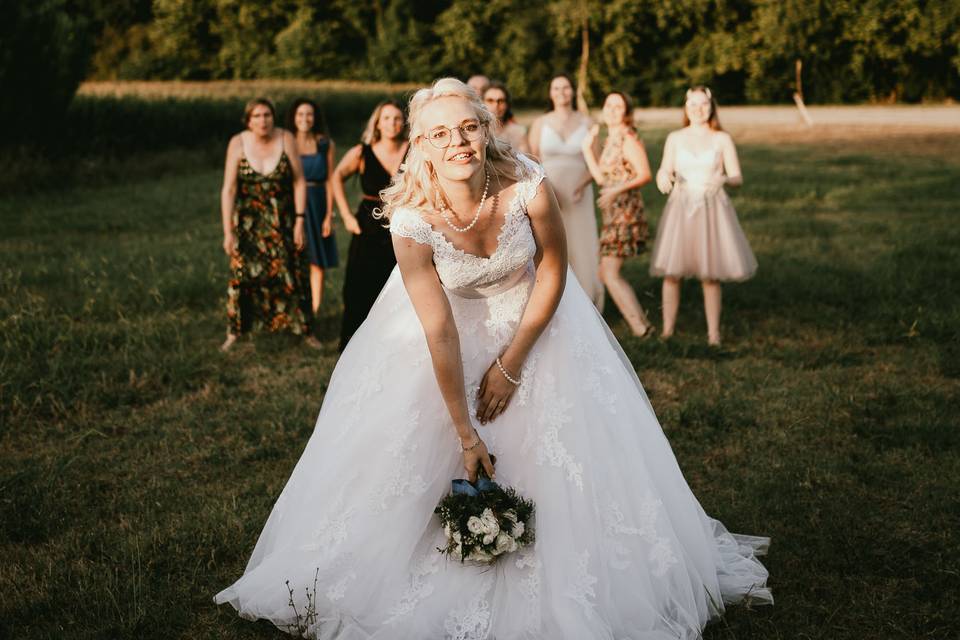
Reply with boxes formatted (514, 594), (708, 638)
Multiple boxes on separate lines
(419, 119), (487, 149)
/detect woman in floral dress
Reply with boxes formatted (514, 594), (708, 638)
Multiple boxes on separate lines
(582, 91), (655, 337)
(219, 97), (320, 351)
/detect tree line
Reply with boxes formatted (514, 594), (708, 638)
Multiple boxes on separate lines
(3, 0), (959, 138)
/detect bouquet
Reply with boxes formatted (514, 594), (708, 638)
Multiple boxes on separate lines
(434, 457), (535, 564)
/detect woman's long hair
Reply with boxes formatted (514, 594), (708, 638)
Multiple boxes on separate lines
(361, 100), (408, 145)
(285, 97), (328, 138)
(682, 86), (722, 131)
(378, 78), (530, 220)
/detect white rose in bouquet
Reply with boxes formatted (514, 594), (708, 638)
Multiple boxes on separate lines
(467, 516), (484, 535)
(480, 508), (500, 544)
(502, 510), (518, 524)
(511, 521), (525, 538)
(495, 532), (517, 554)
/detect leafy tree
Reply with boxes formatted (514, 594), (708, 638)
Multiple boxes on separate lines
(149, 0), (221, 79)
(0, 0), (92, 141)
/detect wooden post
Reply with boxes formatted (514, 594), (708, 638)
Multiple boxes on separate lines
(576, 5), (590, 114)
(793, 58), (814, 127)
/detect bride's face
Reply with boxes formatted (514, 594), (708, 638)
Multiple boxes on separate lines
(419, 96), (487, 184)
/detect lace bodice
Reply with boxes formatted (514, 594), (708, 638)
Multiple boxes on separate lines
(389, 155), (545, 299)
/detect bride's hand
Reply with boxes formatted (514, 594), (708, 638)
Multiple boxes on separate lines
(460, 430), (495, 483)
(476, 359), (519, 425)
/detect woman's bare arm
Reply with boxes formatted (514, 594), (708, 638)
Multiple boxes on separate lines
(619, 134), (653, 191)
(580, 123), (605, 185)
(656, 131), (678, 193)
(719, 132), (743, 188)
(393, 233), (496, 481)
(220, 135), (242, 255)
(331, 144), (363, 233)
(325, 139), (336, 220)
(284, 129), (308, 249)
(528, 117), (543, 158)
(476, 178), (567, 423)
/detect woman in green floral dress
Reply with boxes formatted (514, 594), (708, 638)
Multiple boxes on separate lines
(219, 98), (320, 352)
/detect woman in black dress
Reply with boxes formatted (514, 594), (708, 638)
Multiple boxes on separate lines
(331, 100), (409, 350)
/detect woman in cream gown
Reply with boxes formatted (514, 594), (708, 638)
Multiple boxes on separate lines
(214, 79), (771, 640)
(529, 74), (604, 309)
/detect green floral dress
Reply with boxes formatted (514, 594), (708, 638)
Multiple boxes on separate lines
(227, 152), (310, 336)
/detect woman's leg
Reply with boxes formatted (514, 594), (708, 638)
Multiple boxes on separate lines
(599, 256), (653, 336)
(702, 279), (722, 345)
(661, 277), (681, 339)
(310, 264), (324, 314)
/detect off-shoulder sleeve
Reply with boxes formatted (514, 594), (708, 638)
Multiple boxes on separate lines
(389, 207), (434, 247)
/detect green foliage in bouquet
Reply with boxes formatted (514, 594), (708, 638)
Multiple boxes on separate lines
(434, 464), (535, 564)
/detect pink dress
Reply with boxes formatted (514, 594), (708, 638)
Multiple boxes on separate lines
(649, 137), (757, 282)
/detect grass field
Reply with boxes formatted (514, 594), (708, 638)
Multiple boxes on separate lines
(1, 111), (959, 639)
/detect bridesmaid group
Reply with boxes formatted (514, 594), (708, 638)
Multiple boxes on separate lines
(218, 80), (756, 351)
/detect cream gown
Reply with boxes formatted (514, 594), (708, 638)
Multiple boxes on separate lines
(538, 121), (605, 308)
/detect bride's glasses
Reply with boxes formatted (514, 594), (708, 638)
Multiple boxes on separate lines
(423, 121), (485, 149)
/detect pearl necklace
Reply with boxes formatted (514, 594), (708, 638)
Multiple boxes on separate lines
(440, 171), (490, 233)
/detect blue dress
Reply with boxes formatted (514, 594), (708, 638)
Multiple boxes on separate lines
(301, 139), (339, 268)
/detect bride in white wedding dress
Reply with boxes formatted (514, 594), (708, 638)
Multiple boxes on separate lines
(215, 78), (772, 639)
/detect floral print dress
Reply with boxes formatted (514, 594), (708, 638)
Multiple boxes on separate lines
(598, 132), (650, 258)
(227, 152), (310, 336)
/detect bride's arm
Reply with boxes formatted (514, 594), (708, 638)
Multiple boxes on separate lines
(393, 234), (496, 482)
(476, 179), (567, 423)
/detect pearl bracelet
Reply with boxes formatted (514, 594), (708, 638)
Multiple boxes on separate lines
(496, 356), (521, 386)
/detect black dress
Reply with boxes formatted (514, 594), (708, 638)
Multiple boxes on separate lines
(339, 144), (398, 350)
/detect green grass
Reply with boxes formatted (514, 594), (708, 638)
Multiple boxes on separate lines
(1, 130), (958, 640)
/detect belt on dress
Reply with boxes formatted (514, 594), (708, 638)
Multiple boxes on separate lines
(306, 181), (323, 187)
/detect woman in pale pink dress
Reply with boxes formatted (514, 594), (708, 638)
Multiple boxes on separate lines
(650, 86), (757, 346)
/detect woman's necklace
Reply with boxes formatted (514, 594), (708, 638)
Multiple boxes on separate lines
(440, 171), (490, 233)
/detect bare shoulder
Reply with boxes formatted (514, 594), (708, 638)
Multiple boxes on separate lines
(624, 129), (646, 148)
(715, 130), (735, 145)
(226, 133), (243, 156)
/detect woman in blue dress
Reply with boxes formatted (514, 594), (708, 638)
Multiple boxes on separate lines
(288, 98), (339, 323)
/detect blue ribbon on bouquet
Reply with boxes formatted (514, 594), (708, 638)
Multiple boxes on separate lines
(451, 477), (499, 497)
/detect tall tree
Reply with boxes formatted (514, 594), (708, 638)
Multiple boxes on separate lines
(0, 0), (91, 140)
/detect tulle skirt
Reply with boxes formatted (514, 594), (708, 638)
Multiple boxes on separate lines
(650, 186), (757, 282)
(214, 266), (771, 639)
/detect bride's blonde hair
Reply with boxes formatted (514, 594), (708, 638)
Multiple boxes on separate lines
(378, 77), (527, 220)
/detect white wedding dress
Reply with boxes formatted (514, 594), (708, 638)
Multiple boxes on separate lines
(215, 155), (771, 639)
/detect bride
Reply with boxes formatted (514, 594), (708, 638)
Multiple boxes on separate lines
(215, 78), (771, 639)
